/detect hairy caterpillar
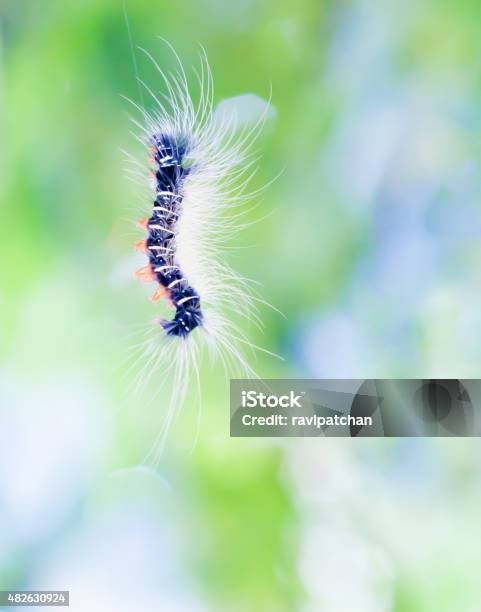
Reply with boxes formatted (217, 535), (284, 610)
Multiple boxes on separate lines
(135, 132), (202, 338)
(123, 45), (277, 453)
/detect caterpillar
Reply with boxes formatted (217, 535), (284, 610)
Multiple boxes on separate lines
(123, 46), (277, 454)
(135, 133), (202, 338)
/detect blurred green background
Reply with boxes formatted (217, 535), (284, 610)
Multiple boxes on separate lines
(2, 0), (481, 610)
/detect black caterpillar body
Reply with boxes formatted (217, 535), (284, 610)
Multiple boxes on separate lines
(146, 133), (203, 338)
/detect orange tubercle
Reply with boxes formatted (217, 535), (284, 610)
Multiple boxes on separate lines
(136, 218), (148, 230)
(151, 286), (175, 308)
(134, 239), (148, 254)
(151, 285), (169, 303)
(135, 265), (156, 283)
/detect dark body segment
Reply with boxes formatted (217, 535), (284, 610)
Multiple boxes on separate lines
(146, 133), (202, 337)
